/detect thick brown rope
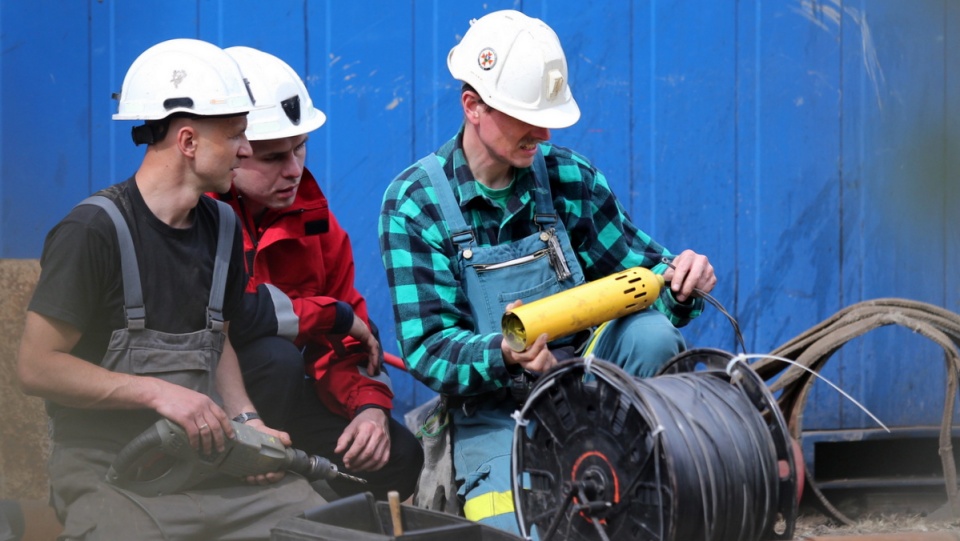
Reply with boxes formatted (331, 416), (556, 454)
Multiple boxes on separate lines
(749, 298), (960, 525)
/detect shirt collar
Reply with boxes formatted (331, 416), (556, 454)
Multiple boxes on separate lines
(442, 124), (538, 213)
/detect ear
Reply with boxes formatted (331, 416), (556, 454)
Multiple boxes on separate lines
(462, 90), (484, 127)
(174, 122), (199, 158)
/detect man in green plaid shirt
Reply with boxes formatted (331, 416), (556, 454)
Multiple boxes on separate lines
(378, 10), (716, 536)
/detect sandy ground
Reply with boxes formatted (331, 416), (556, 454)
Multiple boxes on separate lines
(795, 516), (959, 538)
(792, 506), (960, 539)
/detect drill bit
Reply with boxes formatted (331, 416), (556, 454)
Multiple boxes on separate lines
(336, 470), (368, 484)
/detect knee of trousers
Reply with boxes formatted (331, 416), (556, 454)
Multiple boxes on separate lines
(388, 418), (426, 497)
(591, 310), (686, 378)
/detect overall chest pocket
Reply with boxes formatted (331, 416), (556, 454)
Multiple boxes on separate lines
(472, 249), (559, 305)
(103, 327), (224, 400)
(462, 243), (562, 334)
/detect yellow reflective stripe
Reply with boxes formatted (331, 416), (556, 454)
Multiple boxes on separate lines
(583, 320), (612, 357)
(463, 490), (515, 521)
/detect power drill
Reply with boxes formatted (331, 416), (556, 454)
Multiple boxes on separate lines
(106, 418), (365, 497)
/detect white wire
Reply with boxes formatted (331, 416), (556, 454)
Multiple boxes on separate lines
(583, 353), (596, 375)
(733, 352), (891, 433)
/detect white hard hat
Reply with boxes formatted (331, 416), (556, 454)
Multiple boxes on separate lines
(447, 10), (580, 129)
(224, 46), (326, 140)
(113, 38), (256, 121)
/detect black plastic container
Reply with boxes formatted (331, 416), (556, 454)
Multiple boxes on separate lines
(271, 492), (522, 541)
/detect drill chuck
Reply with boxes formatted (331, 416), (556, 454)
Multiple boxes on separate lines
(287, 448), (367, 484)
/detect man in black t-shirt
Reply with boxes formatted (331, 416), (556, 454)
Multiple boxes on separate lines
(17, 38), (326, 540)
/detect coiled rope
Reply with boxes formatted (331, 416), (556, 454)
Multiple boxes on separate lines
(749, 297), (960, 525)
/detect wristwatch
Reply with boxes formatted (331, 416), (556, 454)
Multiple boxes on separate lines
(232, 412), (261, 424)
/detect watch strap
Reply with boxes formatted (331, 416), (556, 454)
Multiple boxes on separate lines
(232, 412), (260, 424)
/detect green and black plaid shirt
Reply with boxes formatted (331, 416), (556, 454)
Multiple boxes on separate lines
(379, 127), (703, 396)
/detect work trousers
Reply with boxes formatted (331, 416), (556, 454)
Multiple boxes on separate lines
(236, 336), (423, 501)
(50, 445), (325, 541)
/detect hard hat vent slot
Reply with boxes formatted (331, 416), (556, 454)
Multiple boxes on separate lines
(163, 97), (194, 111)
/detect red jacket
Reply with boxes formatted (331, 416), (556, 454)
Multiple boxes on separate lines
(211, 169), (393, 418)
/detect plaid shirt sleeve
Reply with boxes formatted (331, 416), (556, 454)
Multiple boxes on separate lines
(544, 145), (704, 326)
(379, 158), (513, 396)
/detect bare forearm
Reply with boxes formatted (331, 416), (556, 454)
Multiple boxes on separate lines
(214, 332), (257, 419)
(23, 353), (167, 409)
(19, 312), (240, 454)
(17, 311), (164, 410)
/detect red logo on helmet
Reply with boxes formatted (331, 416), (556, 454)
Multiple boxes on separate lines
(478, 48), (497, 70)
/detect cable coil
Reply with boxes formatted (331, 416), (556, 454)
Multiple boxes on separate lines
(512, 349), (797, 541)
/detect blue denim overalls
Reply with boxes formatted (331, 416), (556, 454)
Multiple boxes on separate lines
(420, 149), (687, 536)
(420, 150), (584, 536)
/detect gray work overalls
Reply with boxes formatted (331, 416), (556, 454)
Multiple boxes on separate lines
(49, 195), (323, 541)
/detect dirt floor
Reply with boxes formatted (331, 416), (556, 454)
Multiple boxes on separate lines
(793, 512), (959, 538)
(791, 494), (960, 539)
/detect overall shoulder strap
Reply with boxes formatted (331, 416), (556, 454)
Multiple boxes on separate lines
(76, 195), (146, 331)
(206, 199), (236, 332)
(418, 154), (475, 249)
(531, 148), (557, 228)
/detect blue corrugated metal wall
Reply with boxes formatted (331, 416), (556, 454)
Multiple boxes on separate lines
(2, 1), (958, 430)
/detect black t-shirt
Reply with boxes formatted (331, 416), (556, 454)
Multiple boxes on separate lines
(29, 177), (246, 367)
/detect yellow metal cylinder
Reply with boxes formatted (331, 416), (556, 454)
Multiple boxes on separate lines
(501, 267), (665, 352)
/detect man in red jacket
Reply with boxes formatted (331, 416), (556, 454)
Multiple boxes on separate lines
(211, 46), (422, 500)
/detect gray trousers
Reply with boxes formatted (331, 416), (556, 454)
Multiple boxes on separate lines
(51, 445), (326, 541)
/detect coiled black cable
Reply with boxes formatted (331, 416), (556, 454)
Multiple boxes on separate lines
(632, 373), (781, 541)
(513, 355), (795, 541)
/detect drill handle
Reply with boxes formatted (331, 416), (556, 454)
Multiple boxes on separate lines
(105, 422), (165, 485)
(105, 418), (212, 496)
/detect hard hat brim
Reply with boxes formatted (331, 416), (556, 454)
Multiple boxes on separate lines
(500, 97), (581, 130)
(245, 108), (327, 141)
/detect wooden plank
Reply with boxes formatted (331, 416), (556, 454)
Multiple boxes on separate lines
(946, 1), (960, 316)
(94, 2), (207, 197)
(816, 0), (955, 429)
(735, 0), (843, 356)
(2, 0), (959, 425)
(629, 1), (739, 352)
(317, 1), (421, 412)
(535, 0), (632, 191)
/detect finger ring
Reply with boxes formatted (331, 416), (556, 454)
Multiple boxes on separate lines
(199, 423), (209, 430)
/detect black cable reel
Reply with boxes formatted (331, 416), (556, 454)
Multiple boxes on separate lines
(511, 348), (798, 541)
